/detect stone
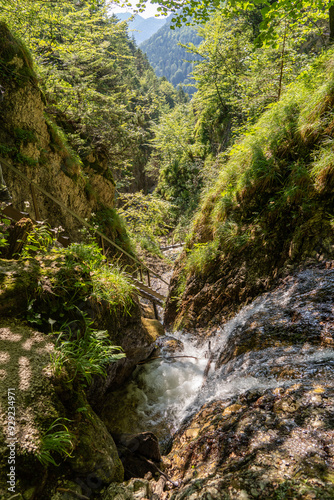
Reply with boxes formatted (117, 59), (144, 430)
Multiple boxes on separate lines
(141, 318), (164, 342)
(69, 409), (124, 484)
(113, 432), (161, 481)
(102, 478), (152, 500)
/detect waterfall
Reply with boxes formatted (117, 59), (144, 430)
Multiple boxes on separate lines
(105, 267), (334, 448)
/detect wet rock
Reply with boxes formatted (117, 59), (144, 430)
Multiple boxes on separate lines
(156, 336), (184, 354)
(153, 269), (334, 498)
(141, 303), (156, 319)
(141, 318), (165, 341)
(165, 385), (334, 499)
(113, 432), (161, 480)
(114, 432), (161, 462)
(102, 478), (152, 500)
(69, 408), (124, 484)
(215, 267), (334, 366)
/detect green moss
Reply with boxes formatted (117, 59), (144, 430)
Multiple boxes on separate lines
(16, 152), (38, 166)
(0, 143), (15, 156)
(0, 22), (37, 88)
(45, 115), (83, 180)
(14, 127), (37, 145)
(94, 207), (135, 257)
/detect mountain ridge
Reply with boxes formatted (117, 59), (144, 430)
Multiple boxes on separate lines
(140, 16), (202, 93)
(114, 12), (167, 44)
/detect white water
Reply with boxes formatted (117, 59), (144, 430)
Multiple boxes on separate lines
(108, 268), (334, 444)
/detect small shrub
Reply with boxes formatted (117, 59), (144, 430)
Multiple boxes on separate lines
(64, 242), (105, 273)
(91, 265), (135, 312)
(93, 207), (135, 257)
(185, 240), (219, 275)
(117, 191), (175, 255)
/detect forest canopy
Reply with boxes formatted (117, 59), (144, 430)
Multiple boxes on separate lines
(0, 0), (185, 191)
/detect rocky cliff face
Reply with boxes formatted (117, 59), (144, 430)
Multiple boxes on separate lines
(0, 23), (115, 238)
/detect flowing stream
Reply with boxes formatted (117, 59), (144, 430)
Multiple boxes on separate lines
(105, 268), (334, 450)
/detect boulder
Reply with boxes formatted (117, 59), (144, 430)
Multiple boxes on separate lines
(102, 478), (152, 500)
(0, 321), (123, 498)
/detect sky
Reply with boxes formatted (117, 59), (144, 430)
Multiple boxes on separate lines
(109, 0), (164, 18)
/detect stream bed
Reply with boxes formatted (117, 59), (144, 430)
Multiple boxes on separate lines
(102, 267), (334, 456)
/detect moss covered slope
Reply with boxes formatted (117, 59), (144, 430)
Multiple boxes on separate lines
(165, 50), (334, 329)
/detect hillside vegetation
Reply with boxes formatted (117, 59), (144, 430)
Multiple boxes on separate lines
(141, 15), (202, 93)
(165, 49), (334, 328)
(0, 0), (183, 194)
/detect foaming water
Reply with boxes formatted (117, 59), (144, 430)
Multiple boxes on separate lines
(122, 333), (210, 439)
(106, 268), (334, 443)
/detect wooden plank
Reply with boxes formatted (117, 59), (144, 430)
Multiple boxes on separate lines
(30, 183), (40, 220)
(160, 242), (184, 251)
(137, 289), (164, 305)
(1, 205), (29, 221)
(131, 277), (166, 302)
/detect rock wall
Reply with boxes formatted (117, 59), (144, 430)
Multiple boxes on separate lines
(0, 23), (115, 238)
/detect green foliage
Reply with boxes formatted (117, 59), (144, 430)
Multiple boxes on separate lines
(51, 323), (125, 386)
(92, 207), (135, 257)
(65, 242), (134, 299)
(36, 418), (74, 467)
(117, 0), (333, 48)
(0, 216), (10, 249)
(45, 115), (83, 180)
(63, 242), (135, 311)
(150, 103), (205, 219)
(0, 22), (37, 87)
(179, 47), (334, 283)
(117, 191), (175, 253)
(14, 127), (37, 145)
(1, 1), (184, 191)
(185, 240), (219, 275)
(188, 10), (321, 151)
(23, 241), (136, 333)
(64, 242), (106, 273)
(91, 265), (135, 312)
(20, 222), (55, 258)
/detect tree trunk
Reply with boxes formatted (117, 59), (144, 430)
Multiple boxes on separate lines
(330, 5), (334, 43)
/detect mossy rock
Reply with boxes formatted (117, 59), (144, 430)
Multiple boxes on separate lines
(0, 23), (37, 88)
(68, 409), (124, 484)
(0, 258), (41, 317)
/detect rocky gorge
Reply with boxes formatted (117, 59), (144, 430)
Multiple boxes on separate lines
(1, 14), (334, 500)
(96, 264), (334, 500)
(1, 255), (334, 499)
